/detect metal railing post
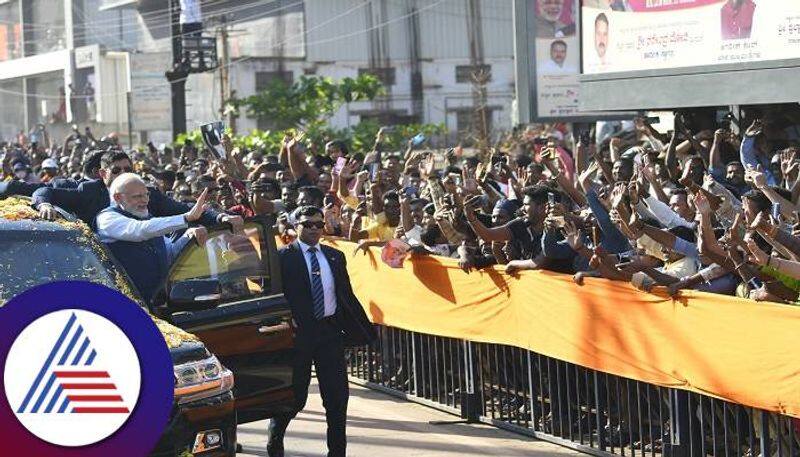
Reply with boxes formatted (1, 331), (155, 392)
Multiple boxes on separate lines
(669, 389), (691, 457)
(460, 340), (481, 422)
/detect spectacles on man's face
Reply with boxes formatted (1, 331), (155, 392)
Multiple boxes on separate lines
(109, 165), (133, 175)
(299, 220), (325, 229)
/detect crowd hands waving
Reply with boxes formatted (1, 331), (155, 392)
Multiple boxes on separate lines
(4, 115), (800, 305)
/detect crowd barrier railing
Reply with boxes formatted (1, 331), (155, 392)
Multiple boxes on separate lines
(347, 325), (799, 457)
(282, 237), (800, 456)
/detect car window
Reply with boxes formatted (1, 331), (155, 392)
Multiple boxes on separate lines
(0, 234), (117, 306)
(168, 222), (270, 302)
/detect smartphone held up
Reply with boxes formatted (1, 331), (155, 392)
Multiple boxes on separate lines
(200, 121), (226, 160)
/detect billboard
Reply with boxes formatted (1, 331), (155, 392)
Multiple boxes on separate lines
(581, 0), (800, 75)
(129, 52), (172, 133)
(514, 0), (631, 122)
(533, 0), (581, 119)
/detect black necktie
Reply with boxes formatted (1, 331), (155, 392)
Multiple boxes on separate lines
(307, 247), (326, 319)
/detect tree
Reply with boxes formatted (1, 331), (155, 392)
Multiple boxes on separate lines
(234, 74), (385, 133)
(178, 74), (447, 156)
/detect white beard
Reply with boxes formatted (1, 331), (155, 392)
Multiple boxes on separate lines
(120, 204), (149, 219)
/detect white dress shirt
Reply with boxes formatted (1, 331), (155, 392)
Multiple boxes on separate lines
(539, 58), (575, 75)
(297, 240), (337, 317)
(96, 207), (188, 244)
(642, 194), (695, 230)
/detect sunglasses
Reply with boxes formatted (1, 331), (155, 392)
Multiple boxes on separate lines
(110, 165), (133, 175)
(299, 220), (325, 229)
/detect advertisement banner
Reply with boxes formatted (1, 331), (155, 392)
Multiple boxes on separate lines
(581, 0), (800, 74)
(532, 0), (582, 118)
(129, 52), (173, 132)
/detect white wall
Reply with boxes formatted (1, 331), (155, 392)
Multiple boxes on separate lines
(227, 57), (514, 137)
(79, 0), (517, 141)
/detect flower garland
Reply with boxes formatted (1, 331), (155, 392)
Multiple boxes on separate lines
(0, 197), (199, 348)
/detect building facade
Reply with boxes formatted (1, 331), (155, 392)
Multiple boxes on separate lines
(0, 0), (516, 145)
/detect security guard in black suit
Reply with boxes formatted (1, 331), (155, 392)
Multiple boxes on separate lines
(269, 206), (376, 457)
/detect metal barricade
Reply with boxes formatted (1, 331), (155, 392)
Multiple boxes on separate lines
(347, 324), (800, 457)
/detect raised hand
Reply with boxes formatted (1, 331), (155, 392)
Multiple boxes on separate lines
(423, 154), (435, 177)
(609, 182), (628, 211)
(748, 210), (775, 234)
(461, 167), (478, 194)
(356, 169), (370, 183)
(340, 158), (359, 178)
(744, 119), (763, 138)
(693, 191), (712, 217)
(678, 159), (695, 188)
(562, 220), (584, 251)
(781, 149), (798, 179)
(744, 164), (767, 189)
(185, 188), (210, 222)
(627, 178), (643, 206)
(744, 232), (769, 266)
(516, 166), (530, 187)
(727, 212), (745, 248)
(475, 162), (486, 182)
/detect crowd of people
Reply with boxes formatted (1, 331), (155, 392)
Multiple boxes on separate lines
(3, 113), (800, 306)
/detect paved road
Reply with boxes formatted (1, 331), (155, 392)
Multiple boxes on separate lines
(237, 379), (582, 457)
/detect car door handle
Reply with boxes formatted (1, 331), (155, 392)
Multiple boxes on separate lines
(258, 317), (290, 335)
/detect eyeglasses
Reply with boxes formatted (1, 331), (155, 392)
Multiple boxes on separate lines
(110, 165), (133, 175)
(299, 220), (325, 229)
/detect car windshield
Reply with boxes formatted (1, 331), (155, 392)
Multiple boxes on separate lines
(0, 231), (117, 306)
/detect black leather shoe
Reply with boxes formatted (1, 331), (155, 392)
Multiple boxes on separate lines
(266, 441), (284, 457)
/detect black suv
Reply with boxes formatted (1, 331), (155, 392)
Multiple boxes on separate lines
(0, 200), (295, 456)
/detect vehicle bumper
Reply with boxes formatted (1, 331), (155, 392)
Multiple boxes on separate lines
(150, 390), (236, 457)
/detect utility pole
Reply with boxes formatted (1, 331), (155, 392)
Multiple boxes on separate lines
(216, 14), (235, 132)
(466, 0), (489, 155)
(166, 0), (188, 139)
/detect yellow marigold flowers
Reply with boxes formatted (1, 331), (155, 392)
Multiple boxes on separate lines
(0, 196), (200, 349)
(0, 197), (38, 221)
(151, 314), (199, 349)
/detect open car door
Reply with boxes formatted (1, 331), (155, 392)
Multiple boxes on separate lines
(156, 219), (294, 424)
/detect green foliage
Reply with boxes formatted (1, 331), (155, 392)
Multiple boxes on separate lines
(174, 75), (445, 156)
(349, 120), (447, 153)
(233, 74), (385, 132)
(173, 129), (203, 148)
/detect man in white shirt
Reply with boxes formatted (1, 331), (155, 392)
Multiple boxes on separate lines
(539, 40), (574, 75)
(96, 173), (209, 304)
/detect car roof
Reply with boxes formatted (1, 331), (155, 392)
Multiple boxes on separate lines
(0, 218), (75, 233)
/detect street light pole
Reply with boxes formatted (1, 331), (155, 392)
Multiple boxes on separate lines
(166, 0), (187, 139)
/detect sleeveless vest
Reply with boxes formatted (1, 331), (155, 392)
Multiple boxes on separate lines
(100, 206), (170, 305)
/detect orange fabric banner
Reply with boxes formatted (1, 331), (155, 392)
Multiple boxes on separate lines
(314, 239), (800, 418)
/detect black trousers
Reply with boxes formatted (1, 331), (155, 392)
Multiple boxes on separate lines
(269, 319), (349, 457)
